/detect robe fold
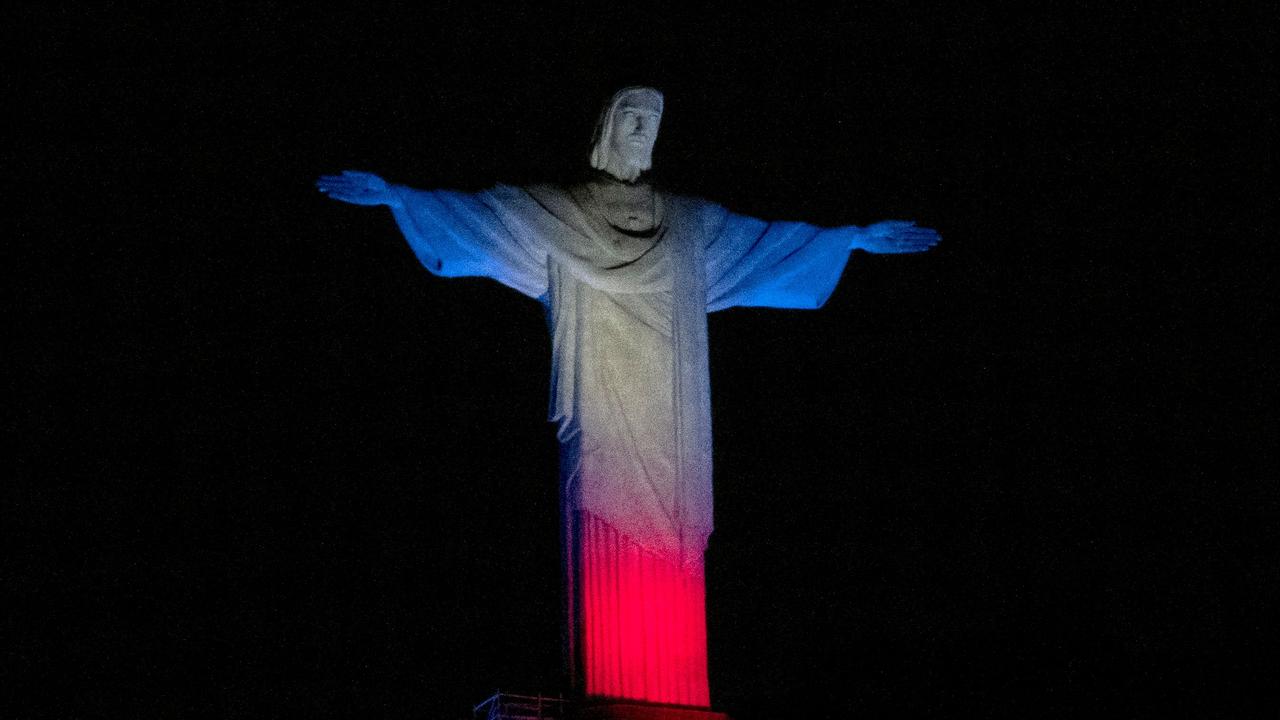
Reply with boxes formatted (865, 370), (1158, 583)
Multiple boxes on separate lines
(389, 179), (857, 706)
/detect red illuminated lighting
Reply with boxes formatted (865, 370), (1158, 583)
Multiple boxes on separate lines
(579, 512), (710, 706)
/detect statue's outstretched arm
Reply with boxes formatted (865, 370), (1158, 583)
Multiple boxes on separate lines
(316, 170), (549, 298)
(850, 220), (941, 254)
(315, 170), (404, 209)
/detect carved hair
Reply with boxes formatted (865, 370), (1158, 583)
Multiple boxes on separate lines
(589, 86), (664, 172)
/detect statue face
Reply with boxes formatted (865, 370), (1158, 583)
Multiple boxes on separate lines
(608, 94), (662, 169)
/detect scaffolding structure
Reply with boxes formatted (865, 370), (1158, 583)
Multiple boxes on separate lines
(472, 691), (566, 720)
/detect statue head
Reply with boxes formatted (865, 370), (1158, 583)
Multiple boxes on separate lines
(590, 86), (664, 182)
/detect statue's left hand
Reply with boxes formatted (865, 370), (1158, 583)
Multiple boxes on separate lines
(855, 221), (941, 254)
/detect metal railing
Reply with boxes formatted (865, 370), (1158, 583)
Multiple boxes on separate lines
(472, 690), (566, 720)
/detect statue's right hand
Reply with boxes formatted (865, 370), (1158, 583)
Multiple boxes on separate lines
(315, 170), (397, 207)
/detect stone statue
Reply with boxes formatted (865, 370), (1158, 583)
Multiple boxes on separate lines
(316, 87), (939, 712)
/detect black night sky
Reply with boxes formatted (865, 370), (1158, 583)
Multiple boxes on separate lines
(12, 5), (1274, 718)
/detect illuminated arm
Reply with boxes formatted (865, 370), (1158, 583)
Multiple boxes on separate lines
(316, 170), (548, 299)
(703, 204), (941, 312)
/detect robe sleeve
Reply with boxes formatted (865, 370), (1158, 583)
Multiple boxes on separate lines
(388, 185), (549, 300)
(704, 206), (859, 312)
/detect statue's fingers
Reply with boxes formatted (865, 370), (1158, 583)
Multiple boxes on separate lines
(341, 170), (376, 184)
(320, 190), (363, 203)
(326, 190), (381, 206)
(317, 179), (364, 193)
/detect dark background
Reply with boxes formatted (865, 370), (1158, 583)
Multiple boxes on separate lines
(10, 4), (1274, 718)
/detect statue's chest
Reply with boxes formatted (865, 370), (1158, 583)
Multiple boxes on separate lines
(578, 181), (664, 234)
(599, 196), (657, 233)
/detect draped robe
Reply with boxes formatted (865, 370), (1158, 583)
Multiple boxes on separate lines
(389, 176), (858, 707)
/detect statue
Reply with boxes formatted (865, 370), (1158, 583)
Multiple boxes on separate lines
(316, 87), (939, 713)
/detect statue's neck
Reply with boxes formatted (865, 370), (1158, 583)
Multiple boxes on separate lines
(589, 167), (648, 187)
(601, 154), (646, 183)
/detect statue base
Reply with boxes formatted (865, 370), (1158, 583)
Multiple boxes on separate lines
(572, 701), (730, 720)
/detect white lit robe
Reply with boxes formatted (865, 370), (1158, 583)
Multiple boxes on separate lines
(389, 177), (857, 705)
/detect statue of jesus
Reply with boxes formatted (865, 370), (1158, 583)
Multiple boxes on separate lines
(317, 87), (939, 711)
